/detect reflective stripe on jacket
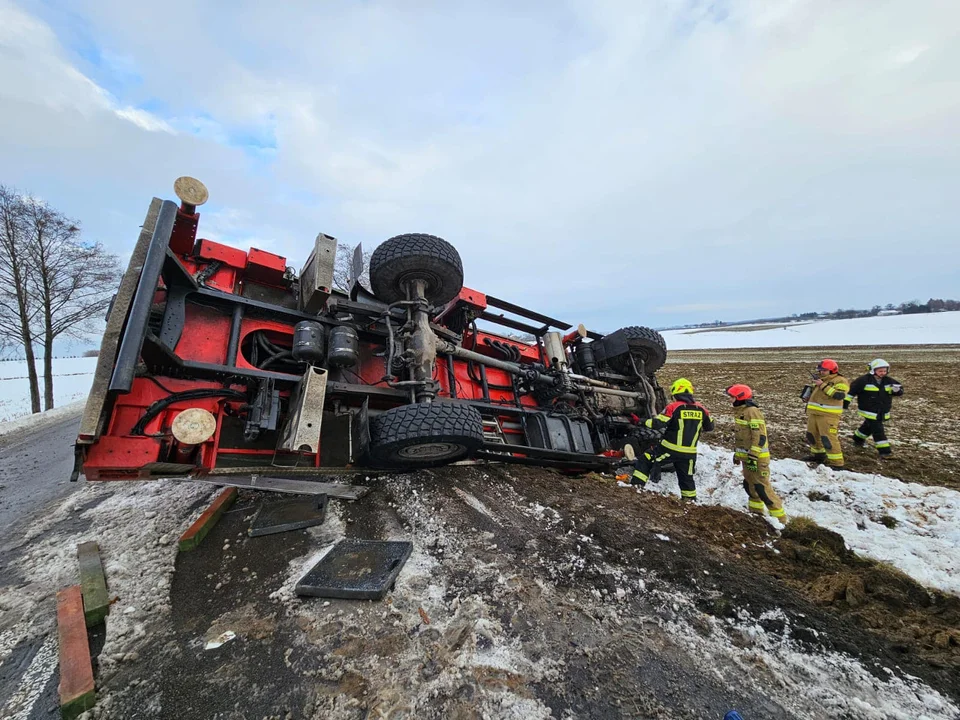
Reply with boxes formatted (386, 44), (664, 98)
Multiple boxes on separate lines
(847, 372), (903, 420)
(806, 374), (849, 415)
(733, 401), (770, 459)
(645, 393), (714, 454)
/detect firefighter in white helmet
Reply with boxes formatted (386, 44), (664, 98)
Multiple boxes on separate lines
(847, 359), (904, 459)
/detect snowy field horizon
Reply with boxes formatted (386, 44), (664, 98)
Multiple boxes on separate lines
(661, 310), (960, 350)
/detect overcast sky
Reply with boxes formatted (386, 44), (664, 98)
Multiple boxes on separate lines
(1, 0), (957, 335)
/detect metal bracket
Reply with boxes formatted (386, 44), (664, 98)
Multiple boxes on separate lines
(158, 285), (190, 351)
(279, 367), (328, 453)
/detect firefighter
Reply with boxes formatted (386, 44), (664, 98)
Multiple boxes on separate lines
(847, 358), (904, 458)
(630, 378), (714, 501)
(801, 359), (850, 470)
(726, 384), (787, 524)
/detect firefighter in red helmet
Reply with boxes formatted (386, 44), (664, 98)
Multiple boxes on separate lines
(801, 359), (850, 470)
(726, 384), (786, 524)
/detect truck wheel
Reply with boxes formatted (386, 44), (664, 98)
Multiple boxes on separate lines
(610, 326), (667, 374)
(369, 403), (483, 468)
(369, 233), (463, 305)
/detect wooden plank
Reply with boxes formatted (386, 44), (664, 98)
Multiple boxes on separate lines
(56, 586), (96, 719)
(189, 475), (369, 500)
(178, 487), (238, 552)
(76, 542), (110, 627)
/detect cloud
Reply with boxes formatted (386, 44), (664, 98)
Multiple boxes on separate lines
(113, 106), (174, 133)
(0, 1), (175, 133)
(2, 0), (959, 332)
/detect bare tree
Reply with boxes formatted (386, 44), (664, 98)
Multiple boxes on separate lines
(332, 242), (371, 292)
(0, 185), (42, 413)
(24, 200), (121, 410)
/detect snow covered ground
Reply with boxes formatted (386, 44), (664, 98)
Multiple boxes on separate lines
(0, 357), (97, 423)
(642, 444), (960, 596)
(661, 311), (960, 350)
(0, 480), (217, 720)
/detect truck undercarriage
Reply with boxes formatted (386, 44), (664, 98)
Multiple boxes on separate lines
(74, 179), (669, 483)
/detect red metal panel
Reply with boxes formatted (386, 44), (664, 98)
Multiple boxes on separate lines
(169, 210), (200, 254)
(245, 247), (287, 286)
(83, 436), (162, 479)
(456, 286), (487, 310)
(234, 319), (297, 370)
(174, 306), (234, 365)
(197, 239), (248, 269)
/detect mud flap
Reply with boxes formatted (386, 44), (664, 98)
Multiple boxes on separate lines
(350, 398), (370, 465)
(295, 539), (413, 600)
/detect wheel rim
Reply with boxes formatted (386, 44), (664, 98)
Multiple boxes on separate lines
(397, 442), (465, 460)
(397, 269), (442, 297)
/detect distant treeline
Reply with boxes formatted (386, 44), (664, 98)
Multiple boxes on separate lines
(0, 350), (99, 362)
(800, 298), (959, 320)
(666, 298), (960, 331)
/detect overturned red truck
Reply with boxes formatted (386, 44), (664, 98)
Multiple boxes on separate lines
(73, 178), (669, 484)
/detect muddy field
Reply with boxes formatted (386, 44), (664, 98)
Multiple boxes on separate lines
(78, 466), (959, 720)
(665, 345), (960, 490)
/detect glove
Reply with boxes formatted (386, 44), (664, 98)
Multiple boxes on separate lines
(733, 455), (742, 466)
(745, 456), (759, 472)
(628, 413), (641, 425)
(888, 384), (902, 394)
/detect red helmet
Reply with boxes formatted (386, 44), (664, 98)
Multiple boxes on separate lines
(818, 359), (839, 373)
(725, 384), (753, 402)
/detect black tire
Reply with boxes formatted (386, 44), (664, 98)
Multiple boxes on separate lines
(369, 402), (484, 469)
(369, 233), (464, 305)
(609, 326), (667, 374)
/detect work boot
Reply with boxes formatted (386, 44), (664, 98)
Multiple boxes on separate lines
(828, 465), (845, 472)
(801, 454), (826, 464)
(878, 453), (893, 461)
(852, 437), (866, 448)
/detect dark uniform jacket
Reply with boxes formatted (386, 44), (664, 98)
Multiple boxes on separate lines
(848, 373), (903, 420)
(645, 393), (714, 454)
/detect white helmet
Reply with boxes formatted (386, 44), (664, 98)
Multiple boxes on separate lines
(868, 358), (890, 372)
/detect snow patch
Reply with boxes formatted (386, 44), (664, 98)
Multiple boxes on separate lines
(0, 399), (85, 439)
(662, 603), (958, 719)
(0, 479), (216, 680)
(647, 444), (960, 595)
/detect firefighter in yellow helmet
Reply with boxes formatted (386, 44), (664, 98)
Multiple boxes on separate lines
(628, 378), (714, 501)
(725, 384), (787, 524)
(800, 359), (850, 470)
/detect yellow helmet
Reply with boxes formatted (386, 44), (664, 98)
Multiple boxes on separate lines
(670, 378), (694, 396)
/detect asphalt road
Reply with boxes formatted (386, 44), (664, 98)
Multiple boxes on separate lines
(0, 412), (84, 720)
(0, 414), (83, 544)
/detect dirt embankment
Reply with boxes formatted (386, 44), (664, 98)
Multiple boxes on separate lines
(98, 464), (959, 719)
(664, 345), (960, 490)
